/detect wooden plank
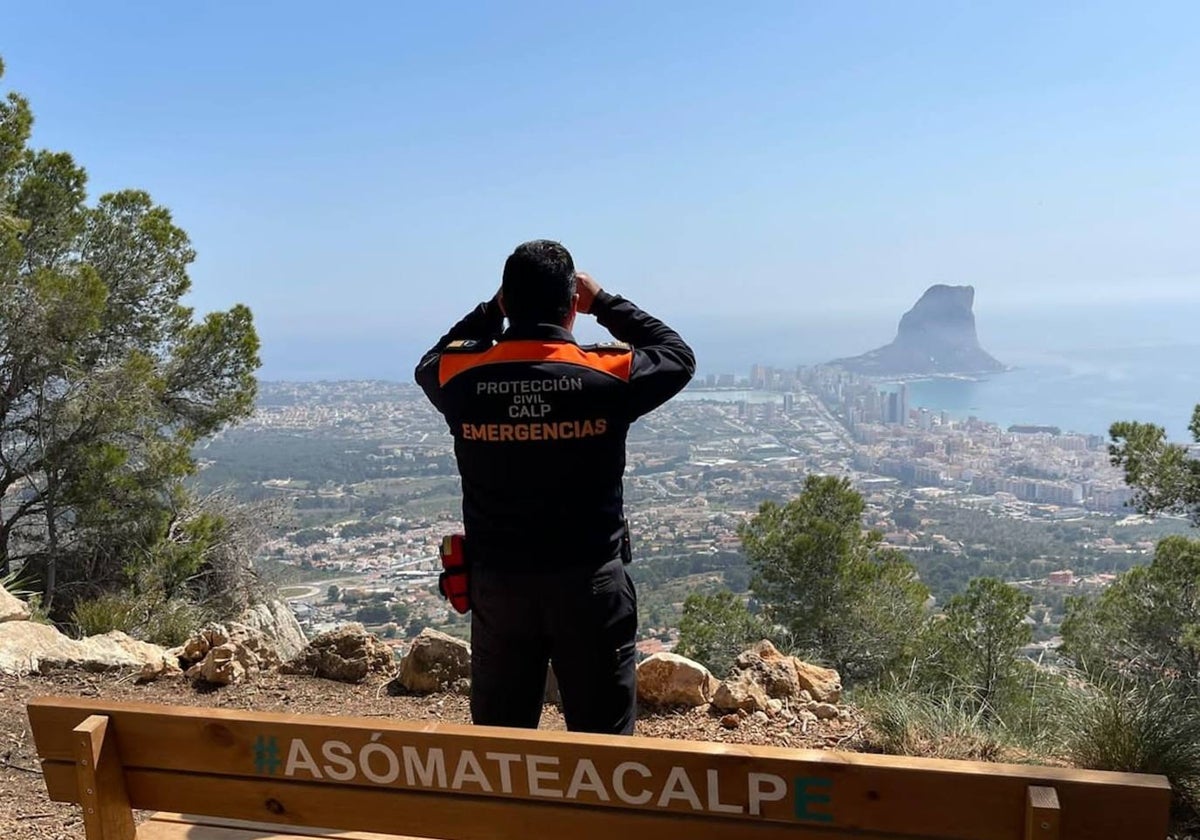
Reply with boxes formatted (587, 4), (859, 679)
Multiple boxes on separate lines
(139, 812), (419, 839)
(73, 715), (136, 840)
(1025, 786), (1061, 840)
(28, 697), (1172, 840)
(42, 761), (919, 840)
(26, 696), (1169, 786)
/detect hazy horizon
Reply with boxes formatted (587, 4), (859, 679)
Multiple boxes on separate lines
(259, 294), (1200, 378)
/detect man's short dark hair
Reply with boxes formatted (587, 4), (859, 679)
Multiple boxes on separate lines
(502, 240), (576, 325)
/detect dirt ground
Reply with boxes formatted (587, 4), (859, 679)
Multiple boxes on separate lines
(0, 670), (866, 840)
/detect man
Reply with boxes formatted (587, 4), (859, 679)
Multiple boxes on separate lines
(414, 240), (695, 735)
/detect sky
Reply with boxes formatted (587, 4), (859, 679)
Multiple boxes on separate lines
(3, 2), (1199, 378)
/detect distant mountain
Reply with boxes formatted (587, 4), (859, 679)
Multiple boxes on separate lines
(830, 285), (1004, 375)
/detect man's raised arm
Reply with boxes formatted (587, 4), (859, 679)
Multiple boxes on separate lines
(414, 295), (504, 413)
(577, 274), (696, 420)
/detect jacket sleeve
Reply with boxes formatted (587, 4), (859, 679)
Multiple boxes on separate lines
(414, 298), (504, 414)
(591, 290), (696, 420)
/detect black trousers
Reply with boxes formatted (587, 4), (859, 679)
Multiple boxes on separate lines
(469, 557), (638, 735)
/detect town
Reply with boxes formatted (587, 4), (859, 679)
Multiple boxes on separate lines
(195, 372), (1184, 661)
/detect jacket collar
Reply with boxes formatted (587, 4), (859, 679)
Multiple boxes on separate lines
(500, 323), (577, 344)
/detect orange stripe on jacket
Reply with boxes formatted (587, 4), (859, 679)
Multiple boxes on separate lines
(438, 341), (632, 386)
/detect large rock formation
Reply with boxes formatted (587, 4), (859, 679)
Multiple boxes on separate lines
(832, 285), (1004, 375)
(237, 600), (308, 663)
(0, 622), (172, 676)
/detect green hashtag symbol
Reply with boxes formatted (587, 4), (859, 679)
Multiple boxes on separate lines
(254, 735), (281, 775)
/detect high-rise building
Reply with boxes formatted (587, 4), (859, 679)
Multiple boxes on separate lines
(883, 391), (901, 425)
(750, 365), (766, 389)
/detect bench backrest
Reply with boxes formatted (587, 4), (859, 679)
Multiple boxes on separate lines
(28, 696), (1172, 840)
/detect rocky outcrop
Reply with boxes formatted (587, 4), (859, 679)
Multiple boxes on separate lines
(637, 653), (720, 708)
(283, 623), (395, 683)
(0, 584), (31, 622)
(237, 600), (307, 663)
(832, 284), (1004, 375)
(711, 671), (770, 713)
(793, 659), (843, 704)
(733, 640), (803, 700)
(0, 621), (171, 676)
(709, 641), (846, 718)
(177, 624), (281, 686)
(394, 628), (470, 694)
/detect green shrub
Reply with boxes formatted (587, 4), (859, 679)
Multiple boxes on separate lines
(860, 688), (1026, 763)
(142, 599), (202, 647)
(71, 590), (200, 646)
(71, 592), (141, 637)
(675, 589), (771, 679)
(1064, 677), (1200, 828)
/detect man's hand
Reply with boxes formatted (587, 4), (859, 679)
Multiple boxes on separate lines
(575, 272), (603, 314)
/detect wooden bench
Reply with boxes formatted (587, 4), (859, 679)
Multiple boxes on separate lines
(28, 696), (1172, 840)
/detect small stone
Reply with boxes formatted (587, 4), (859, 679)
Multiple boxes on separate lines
(0, 584), (31, 622)
(394, 628), (470, 694)
(809, 702), (840, 720)
(720, 713), (740, 729)
(199, 643), (246, 686)
(711, 671), (770, 713)
(752, 710), (770, 724)
(733, 640), (803, 699)
(798, 689), (812, 703)
(637, 653), (720, 708)
(766, 698), (784, 716)
(792, 659), (843, 703)
(136, 656), (182, 684)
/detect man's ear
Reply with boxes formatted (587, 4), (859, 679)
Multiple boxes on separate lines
(497, 291), (506, 316)
(563, 293), (580, 329)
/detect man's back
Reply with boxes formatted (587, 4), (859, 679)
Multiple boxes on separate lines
(417, 291), (694, 570)
(414, 242), (693, 735)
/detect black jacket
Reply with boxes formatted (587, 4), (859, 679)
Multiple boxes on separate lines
(415, 291), (695, 570)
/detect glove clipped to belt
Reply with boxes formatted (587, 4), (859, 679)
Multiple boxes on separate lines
(437, 534), (470, 614)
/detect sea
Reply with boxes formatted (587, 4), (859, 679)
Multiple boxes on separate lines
(893, 346), (1200, 441)
(262, 298), (1200, 443)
